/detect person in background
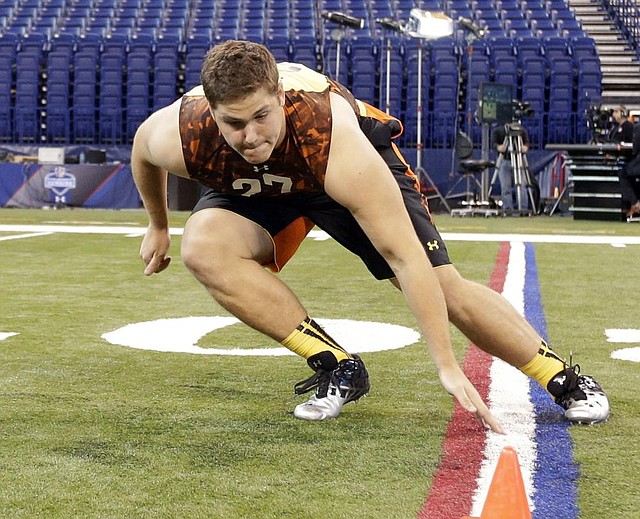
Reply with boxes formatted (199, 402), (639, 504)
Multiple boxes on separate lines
(492, 123), (530, 215)
(620, 121), (640, 218)
(607, 105), (634, 143)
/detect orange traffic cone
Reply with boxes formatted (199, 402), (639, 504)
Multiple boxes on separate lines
(462, 446), (532, 519)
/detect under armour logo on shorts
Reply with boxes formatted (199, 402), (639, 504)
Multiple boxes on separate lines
(426, 240), (439, 250)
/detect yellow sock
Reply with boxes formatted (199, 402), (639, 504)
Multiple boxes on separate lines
(282, 317), (352, 367)
(519, 340), (566, 390)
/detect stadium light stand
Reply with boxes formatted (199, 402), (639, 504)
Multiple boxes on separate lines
(321, 11), (365, 80)
(375, 17), (405, 115)
(405, 9), (454, 211)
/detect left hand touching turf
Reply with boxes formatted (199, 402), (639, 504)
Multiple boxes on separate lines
(140, 226), (172, 276)
(439, 365), (505, 434)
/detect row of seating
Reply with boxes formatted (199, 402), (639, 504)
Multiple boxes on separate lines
(0, 0), (587, 41)
(0, 31), (602, 147)
(0, 0), (603, 148)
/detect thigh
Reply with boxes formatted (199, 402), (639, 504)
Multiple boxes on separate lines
(188, 190), (314, 271)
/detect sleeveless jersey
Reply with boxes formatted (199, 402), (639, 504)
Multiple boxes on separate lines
(178, 63), (364, 197)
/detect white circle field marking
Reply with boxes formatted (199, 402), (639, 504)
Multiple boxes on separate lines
(101, 316), (421, 356)
(606, 328), (640, 363)
(0, 332), (18, 341)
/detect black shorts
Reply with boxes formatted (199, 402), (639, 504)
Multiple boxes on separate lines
(192, 118), (451, 279)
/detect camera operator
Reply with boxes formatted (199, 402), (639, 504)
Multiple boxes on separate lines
(607, 105), (634, 143)
(620, 121), (640, 218)
(492, 122), (530, 215)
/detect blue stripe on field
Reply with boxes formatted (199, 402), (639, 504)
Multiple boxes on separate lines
(523, 242), (580, 519)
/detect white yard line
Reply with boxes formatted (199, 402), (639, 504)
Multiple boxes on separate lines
(0, 231), (54, 241)
(1, 224), (640, 245)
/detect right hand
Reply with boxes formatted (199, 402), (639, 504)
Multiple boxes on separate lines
(140, 226), (172, 276)
(438, 364), (505, 434)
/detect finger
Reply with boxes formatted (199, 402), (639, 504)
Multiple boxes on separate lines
(155, 257), (171, 273)
(476, 408), (505, 435)
(455, 388), (505, 435)
(144, 255), (171, 276)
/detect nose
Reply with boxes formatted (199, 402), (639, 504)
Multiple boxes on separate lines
(243, 122), (259, 147)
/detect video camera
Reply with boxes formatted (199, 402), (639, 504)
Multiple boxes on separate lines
(512, 100), (534, 120)
(586, 105), (613, 137)
(478, 82), (534, 124)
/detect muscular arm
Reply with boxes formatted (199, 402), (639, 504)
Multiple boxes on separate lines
(131, 99), (188, 275)
(324, 94), (502, 433)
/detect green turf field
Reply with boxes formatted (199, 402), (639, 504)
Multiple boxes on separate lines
(1, 209), (639, 518)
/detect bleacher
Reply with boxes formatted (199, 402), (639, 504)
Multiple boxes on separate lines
(0, 0), (609, 148)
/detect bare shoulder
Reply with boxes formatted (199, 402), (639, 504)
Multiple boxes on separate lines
(329, 92), (361, 133)
(327, 92), (379, 166)
(132, 98), (187, 176)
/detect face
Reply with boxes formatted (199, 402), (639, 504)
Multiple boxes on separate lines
(210, 85), (286, 164)
(612, 108), (625, 123)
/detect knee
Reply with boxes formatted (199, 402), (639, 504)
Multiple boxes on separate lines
(180, 233), (224, 281)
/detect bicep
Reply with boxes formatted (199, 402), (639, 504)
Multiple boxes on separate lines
(132, 100), (188, 177)
(324, 95), (423, 262)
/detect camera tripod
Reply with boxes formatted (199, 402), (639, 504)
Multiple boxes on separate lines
(489, 123), (536, 215)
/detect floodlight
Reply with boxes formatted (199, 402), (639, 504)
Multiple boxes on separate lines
(405, 9), (454, 40)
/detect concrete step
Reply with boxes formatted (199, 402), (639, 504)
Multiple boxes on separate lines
(590, 34), (626, 42)
(597, 47), (636, 56)
(568, 1), (606, 8)
(577, 14), (610, 22)
(598, 54), (638, 63)
(601, 66), (640, 75)
(601, 92), (640, 106)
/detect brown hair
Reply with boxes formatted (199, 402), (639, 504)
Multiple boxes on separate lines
(200, 40), (280, 108)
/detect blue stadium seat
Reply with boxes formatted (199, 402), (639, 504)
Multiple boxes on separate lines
(126, 49), (152, 140)
(46, 51), (72, 142)
(72, 50), (98, 142)
(99, 50), (125, 143)
(493, 56), (518, 89)
(348, 36), (378, 104)
(153, 51), (179, 110)
(487, 36), (516, 62)
(515, 36), (543, 63)
(184, 35), (211, 90)
(99, 81), (124, 143)
(542, 36), (570, 59)
(291, 35), (318, 70)
(14, 51), (41, 142)
(0, 51), (14, 141)
(265, 36), (290, 62)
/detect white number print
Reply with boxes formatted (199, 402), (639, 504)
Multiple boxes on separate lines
(232, 174), (293, 197)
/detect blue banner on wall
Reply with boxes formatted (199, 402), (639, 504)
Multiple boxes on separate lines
(0, 163), (141, 209)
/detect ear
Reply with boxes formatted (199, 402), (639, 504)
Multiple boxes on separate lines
(277, 82), (285, 106)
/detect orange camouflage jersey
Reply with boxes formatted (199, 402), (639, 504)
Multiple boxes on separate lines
(178, 63), (364, 197)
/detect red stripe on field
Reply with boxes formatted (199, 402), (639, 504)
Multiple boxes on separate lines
(417, 242), (511, 519)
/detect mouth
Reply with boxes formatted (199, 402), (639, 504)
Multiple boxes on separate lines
(242, 143), (270, 162)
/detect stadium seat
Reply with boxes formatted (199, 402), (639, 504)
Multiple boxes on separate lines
(265, 36), (290, 62)
(153, 51), (180, 110)
(348, 36), (378, 104)
(126, 49), (153, 141)
(14, 52), (41, 142)
(493, 56), (518, 89)
(0, 52), (14, 141)
(291, 35), (318, 70)
(45, 51), (72, 142)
